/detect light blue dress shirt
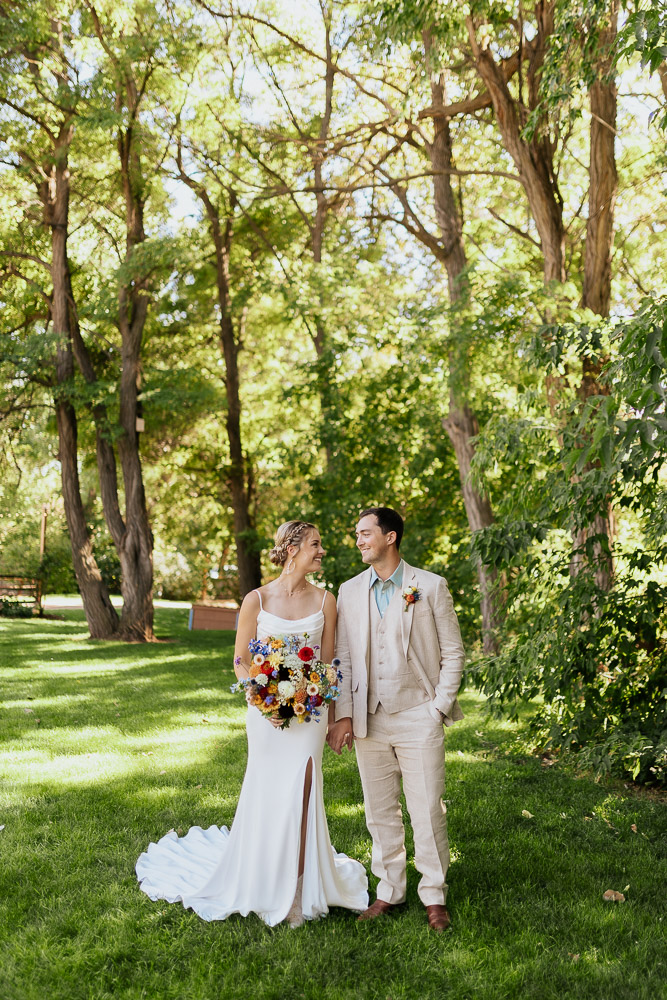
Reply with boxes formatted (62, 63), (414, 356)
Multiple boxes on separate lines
(369, 560), (404, 618)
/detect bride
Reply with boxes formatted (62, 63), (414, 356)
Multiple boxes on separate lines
(136, 520), (368, 927)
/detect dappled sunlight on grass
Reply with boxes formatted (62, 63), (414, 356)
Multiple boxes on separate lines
(327, 801), (366, 819)
(1, 608), (664, 1000)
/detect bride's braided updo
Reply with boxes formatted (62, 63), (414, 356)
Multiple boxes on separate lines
(269, 520), (316, 566)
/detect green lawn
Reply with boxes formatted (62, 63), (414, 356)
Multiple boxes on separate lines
(1, 607), (665, 1000)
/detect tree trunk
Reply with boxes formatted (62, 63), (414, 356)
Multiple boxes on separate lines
(574, 0), (619, 593)
(80, 11), (156, 638)
(659, 62), (667, 103)
(583, 1), (618, 318)
(220, 302), (262, 597)
(54, 395), (119, 637)
(191, 171), (262, 597)
(425, 33), (502, 654)
(176, 149), (262, 598)
(46, 129), (119, 638)
(466, 6), (566, 284)
(309, 11), (339, 471)
(115, 95), (155, 640)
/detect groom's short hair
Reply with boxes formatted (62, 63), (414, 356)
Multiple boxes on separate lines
(359, 507), (404, 550)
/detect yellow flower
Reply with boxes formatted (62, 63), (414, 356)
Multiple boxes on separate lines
(268, 653), (282, 668)
(268, 682), (278, 694)
(309, 672), (320, 683)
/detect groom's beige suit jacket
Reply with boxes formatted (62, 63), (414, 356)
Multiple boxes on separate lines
(334, 561), (465, 738)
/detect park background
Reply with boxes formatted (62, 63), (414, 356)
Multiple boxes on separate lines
(1, 1), (666, 997)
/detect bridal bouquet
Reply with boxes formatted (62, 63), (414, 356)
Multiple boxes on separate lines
(232, 634), (343, 730)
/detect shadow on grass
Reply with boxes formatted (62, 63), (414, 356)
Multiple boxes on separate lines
(1, 612), (237, 741)
(1, 612), (665, 1000)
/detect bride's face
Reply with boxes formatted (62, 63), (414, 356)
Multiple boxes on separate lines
(289, 529), (325, 574)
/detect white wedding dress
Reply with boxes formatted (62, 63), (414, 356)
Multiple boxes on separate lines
(136, 599), (368, 926)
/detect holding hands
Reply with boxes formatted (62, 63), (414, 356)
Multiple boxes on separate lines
(327, 717), (354, 755)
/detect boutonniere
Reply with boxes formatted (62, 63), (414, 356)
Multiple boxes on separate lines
(402, 586), (421, 612)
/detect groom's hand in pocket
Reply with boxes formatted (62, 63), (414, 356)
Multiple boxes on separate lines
(327, 717), (354, 755)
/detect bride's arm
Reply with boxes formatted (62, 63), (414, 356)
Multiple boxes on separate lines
(233, 591), (260, 678)
(320, 591), (337, 725)
(320, 590), (336, 664)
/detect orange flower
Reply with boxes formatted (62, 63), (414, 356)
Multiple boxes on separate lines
(294, 689), (307, 704)
(249, 664), (261, 677)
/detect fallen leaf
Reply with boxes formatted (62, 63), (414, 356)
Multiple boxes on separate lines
(602, 889), (625, 902)
(23, 708), (33, 714)
(474, 730), (484, 738)
(195, 783), (202, 789)
(631, 824), (637, 833)
(159, 770), (167, 775)
(522, 810), (534, 819)
(623, 884), (630, 892)
(560, 812), (567, 819)
(141, 752), (153, 757)
(584, 815), (593, 821)
(0, 825), (5, 832)
(568, 954), (580, 963)
(201, 717), (210, 723)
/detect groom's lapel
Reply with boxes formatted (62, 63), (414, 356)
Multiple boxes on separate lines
(358, 569), (372, 672)
(401, 563), (417, 658)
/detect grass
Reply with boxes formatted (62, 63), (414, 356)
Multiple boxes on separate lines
(1, 606), (665, 1000)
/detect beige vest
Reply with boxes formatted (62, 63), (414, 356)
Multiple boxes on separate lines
(368, 590), (429, 714)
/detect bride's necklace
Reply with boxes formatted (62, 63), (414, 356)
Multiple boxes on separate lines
(278, 579), (307, 598)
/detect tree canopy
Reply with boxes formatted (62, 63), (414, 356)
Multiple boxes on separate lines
(1, 0), (665, 782)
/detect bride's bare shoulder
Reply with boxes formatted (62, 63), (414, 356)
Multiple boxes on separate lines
(240, 589), (262, 610)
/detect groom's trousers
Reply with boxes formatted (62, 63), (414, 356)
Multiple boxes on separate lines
(355, 701), (449, 906)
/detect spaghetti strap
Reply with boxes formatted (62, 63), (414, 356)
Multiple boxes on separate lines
(255, 589), (263, 611)
(320, 589), (327, 611)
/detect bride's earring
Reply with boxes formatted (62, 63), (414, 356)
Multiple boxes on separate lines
(285, 558), (295, 575)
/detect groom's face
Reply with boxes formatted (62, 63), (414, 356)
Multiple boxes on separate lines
(356, 514), (395, 565)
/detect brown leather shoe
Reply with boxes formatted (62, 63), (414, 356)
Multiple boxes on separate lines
(357, 898), (402, 921)
(425, 904), (451, 931)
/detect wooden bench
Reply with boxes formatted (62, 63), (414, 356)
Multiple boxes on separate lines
(188, 601), (239, 631)
(0, 576), (43, 609)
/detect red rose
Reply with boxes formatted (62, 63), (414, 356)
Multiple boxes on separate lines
(298, 647), (315, 662)
(406, 594), (415, 603)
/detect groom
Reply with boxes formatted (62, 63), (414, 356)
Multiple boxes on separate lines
(327, 507), (465, 931)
